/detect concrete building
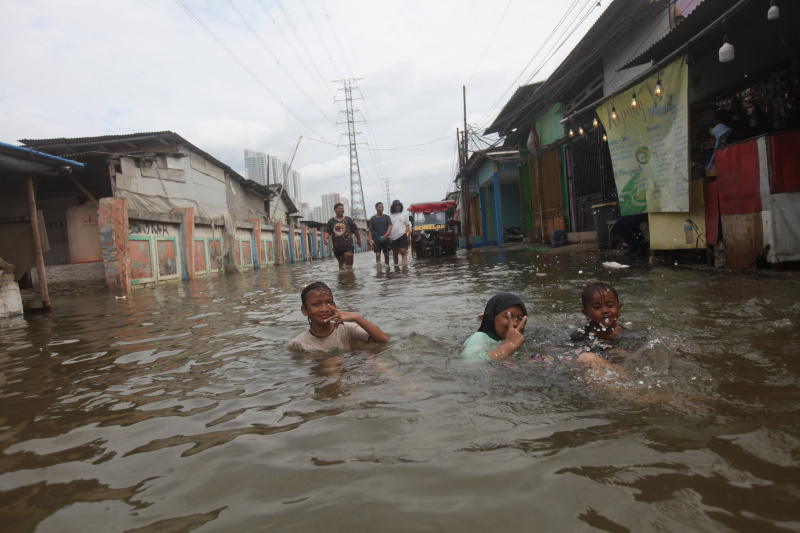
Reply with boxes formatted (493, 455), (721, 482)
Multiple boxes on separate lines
(10, 132), (355, 298)
(0, 142), (85, 313)
(267, 155), (284, 190)
(320, 192), (339, 222)
(244, 149), (268, 185)
(288, 169), (302, 206)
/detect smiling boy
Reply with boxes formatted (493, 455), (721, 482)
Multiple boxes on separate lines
(288, 282), (388, 353)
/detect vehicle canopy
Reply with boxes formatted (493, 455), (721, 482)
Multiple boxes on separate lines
(408, 201), (456, 232)
(407, 201), (456, 214)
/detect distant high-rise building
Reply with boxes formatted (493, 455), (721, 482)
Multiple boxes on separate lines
(321, 192), (340, 222)
(312, 206), (324, 223)
(289, 169), (302, 206)
(300, 202), (311, 221)
(243, 149), (268, 185)
(267, 155), (284, 188)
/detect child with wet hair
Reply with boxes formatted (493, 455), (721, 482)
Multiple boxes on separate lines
(575, 282), (624, 341)
(570, 281), (639, 364)
(288, 281), (389, 353)
(462, 293), (528, 362)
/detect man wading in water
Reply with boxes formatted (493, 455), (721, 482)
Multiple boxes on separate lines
(324, 202), (362, 270)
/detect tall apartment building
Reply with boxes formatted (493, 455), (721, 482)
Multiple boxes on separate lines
(243, 149), (268, 185)
(267, 155), (283, 189)
(288, 169), (301, 206)
(299, 202), (311, 221)
(320, 192), (340, 222)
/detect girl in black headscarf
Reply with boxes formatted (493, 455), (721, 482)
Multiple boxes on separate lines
(462, 293), (528, 362)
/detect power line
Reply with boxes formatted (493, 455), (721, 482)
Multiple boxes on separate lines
(226, 0), (336, 126)
(318, 0), (356, 78)
(274, 0), (334, 97)
(299, 0), (342, 81)
(475, 0), (587, 130)
(466, 0), (513, 88)
(255, 0), (336, 104)
(172, 0), (331, 141)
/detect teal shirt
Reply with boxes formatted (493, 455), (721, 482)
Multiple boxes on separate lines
(462, 332), (502, 363)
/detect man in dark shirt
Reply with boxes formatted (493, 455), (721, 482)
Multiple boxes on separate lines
(324, 202), (362, 270)
(368, 202), (392, 265)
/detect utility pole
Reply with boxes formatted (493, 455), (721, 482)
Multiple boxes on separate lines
(334, 78), (367, 222)
(462, 85), (472, 250)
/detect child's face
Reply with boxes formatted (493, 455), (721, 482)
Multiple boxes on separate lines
(582, 290), (621, 330)
(493, 305), (526, 340)
(302, 289), (336, 328)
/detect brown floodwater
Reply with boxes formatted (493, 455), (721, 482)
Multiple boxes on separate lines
(1, 250), (799, 532)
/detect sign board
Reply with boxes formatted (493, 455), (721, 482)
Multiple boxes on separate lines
(597, 56), (689, 215)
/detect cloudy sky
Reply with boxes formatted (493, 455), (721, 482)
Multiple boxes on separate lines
(1, 0), (605, 214)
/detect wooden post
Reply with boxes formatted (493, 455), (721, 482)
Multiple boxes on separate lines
(301, 226), (308, 261)
(26, 174), (50, 311)
(275, 221), (282, 263)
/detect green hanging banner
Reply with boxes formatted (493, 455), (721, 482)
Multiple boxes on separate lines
(597, 55), (689, 215)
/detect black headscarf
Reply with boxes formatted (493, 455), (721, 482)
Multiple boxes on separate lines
(477, 293), (528, 341)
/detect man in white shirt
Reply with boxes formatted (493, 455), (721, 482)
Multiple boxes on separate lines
(388, 199), (410, 264)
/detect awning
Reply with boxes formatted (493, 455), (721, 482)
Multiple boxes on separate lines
(408, 201), (456, 213)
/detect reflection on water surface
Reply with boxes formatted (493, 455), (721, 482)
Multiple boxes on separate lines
(1, 250), (799, 531)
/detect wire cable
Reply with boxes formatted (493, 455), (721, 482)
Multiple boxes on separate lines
(466, 0), (513, 88)
(172, 0), (331, 141)
(226, 0), (337, 126)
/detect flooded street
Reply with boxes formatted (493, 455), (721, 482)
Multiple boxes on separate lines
(2, 250), (800, 532)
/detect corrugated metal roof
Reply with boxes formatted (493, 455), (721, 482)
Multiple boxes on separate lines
(484, 82), (543, 135)
(489, 0), (671, 137)
(620, 0), (729, 70)
(19, 131), (276, 200)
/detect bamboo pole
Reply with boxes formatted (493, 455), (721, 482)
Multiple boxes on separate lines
(26, 174), (50, 311)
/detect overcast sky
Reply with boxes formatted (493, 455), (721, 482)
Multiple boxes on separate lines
(1, 0), (605, 214)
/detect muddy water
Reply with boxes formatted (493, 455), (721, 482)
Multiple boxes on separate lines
(1, 250), (799, 532)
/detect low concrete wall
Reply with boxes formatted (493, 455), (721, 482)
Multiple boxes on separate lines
(31, 262), (106, 294)
(567, 231), (597, 244)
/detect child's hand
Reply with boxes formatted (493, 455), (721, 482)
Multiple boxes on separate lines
(326, 305), (359, 324)
(505, 314), (527, 347)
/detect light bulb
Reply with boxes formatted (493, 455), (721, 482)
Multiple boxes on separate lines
(602, 133), (608, 142)
(655, 78), (662, 97)
(593, 117), (598, 128)
(768, 0), (779, 20)
(578, 126), (584, 135)
(719, 39), (734, 62)
(611, 106), (617, 121)
(631, 92), (638, 108)
(569, 128), (574, 137)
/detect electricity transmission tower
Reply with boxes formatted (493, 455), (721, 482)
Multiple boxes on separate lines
(383, 177), (393, 207)
(334, 78), (366, 221)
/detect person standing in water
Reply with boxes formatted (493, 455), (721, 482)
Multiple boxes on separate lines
(388, 199), (410, 265)
(368, 201), (392, 265)
(324, 202), (362, 270)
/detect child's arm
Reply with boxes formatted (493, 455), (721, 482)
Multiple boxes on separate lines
(329, 307), (389, 344)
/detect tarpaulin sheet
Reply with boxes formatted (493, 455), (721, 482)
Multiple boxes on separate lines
(715, 140), (762, 215)
(119, 190), (212, 219)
